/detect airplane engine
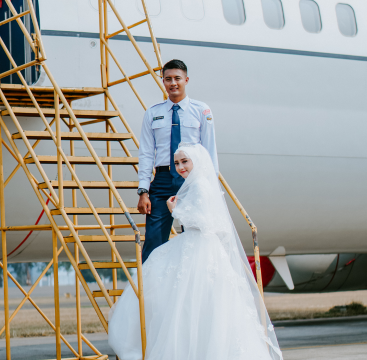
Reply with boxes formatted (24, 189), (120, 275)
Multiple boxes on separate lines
(259, 254), (367, 293)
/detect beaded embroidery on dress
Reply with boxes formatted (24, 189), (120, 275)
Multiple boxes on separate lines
(108, 144), (283, 360)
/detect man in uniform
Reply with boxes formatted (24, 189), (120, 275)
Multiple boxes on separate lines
(137, 59), (219, 262)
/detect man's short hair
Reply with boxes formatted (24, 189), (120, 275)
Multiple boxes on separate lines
(163, 59), (187, 76)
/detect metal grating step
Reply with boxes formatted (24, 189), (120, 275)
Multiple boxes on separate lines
(1, 107), (119, 119)
(50, 207), (140, 215)
(93, 289), (124, 298)
(64, 235), (145, 243)
(25, 155), (139, 165)
(38, 180), (139, 189)
(13, 131), (132, 141)
(78, 261), (137, 270)
(0, 84), (104, 107)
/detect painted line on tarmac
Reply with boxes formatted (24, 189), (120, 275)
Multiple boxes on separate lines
(282, 341), (367, 351)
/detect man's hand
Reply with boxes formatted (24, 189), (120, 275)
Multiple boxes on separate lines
(166, 196), (177, 213)
(137, 193), (151, 214)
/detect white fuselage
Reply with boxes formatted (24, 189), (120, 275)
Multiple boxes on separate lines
(1, 0), (366, 291)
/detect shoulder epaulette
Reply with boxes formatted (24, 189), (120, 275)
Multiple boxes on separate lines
(149, 100), (167, 109)
(189, 98), (209, 109)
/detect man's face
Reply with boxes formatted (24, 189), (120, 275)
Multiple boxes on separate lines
(163, 69), (189, 99)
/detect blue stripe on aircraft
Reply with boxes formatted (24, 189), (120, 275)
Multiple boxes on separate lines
(41, 30), (367, 62)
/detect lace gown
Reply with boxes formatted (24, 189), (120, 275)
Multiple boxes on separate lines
(108, 144), (282, 360)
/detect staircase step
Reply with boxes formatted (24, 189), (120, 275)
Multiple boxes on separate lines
(13, 131), (132, 141)
(78, 261), (137, 270)
(25, 155), (139, 165)
(64, 235), (144, 243)
(50, 207), (140, 215)
(93, 289), (124, 298)
(38, 180), (139, 189)
(64, 234), (177, 243)
(0, 84), (104, 107)
(1, 107), (119, 119)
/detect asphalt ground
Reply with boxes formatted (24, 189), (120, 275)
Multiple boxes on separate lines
(0, 315), (366, 359)
(277, 316), (367, 359)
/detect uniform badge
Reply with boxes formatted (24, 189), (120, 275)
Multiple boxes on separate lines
(202, 109), (211, 116)
(206, 115), (213, 123)
(153, 116), (164, 121)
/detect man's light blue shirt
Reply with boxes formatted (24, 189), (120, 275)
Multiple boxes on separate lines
(138, 96), (219, 190)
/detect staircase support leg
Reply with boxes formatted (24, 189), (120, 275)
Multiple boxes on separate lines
(55, 91), (63, 208)
(105, 104), (118, 303)
(52, 230), (62, 360)
(68, 112), (84, 357)
(0, 124), (11, 360)
(75, 244), (83, 357)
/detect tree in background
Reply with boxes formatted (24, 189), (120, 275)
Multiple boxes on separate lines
(38, 261), (73, 277)
(6, 262), (73, 287)
(81, 267), (134, 283)
(9, 263), (34, 286)
(38, 261), (132, 284)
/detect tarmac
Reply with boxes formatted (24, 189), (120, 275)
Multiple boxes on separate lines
(0, 315), (366, 359)
(277, 316), (367, 359)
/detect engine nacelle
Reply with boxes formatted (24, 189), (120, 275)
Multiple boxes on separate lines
(257, 254), (367, 293)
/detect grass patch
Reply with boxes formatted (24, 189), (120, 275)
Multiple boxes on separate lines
(269, 302), (367, 321)
(325, 302), (367, 317)
(0, 306), (108, 338)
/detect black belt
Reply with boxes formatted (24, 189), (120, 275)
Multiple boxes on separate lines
(155, 166), (170, 173)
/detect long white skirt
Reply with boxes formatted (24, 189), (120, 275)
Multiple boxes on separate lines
(108, 229), (274, 360)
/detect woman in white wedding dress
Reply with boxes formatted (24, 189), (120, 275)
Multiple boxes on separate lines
(108, 143), (283, 360)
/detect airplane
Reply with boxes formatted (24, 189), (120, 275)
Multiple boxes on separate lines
(0, 0), (366, 294)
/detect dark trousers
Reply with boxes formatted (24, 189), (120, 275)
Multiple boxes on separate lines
(142, 172), (184, 263)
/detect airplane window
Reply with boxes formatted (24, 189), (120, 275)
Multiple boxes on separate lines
(181, 0), (205, 21)
(299, 0), (321, 33)
(0, 0), (40, 85)
(336, 3), (357, 37)
(222, 0), (246, 25)
(261, 0), (285, 29)
(136, 0), (161, 17)
(89, 0), (115, 11)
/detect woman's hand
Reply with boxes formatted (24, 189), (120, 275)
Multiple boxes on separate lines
(166, 196), (177, 213)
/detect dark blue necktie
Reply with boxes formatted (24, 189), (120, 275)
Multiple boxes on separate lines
(170, 104), (181, 177)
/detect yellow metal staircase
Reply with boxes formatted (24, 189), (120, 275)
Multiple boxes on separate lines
(0, 86), (149, 359)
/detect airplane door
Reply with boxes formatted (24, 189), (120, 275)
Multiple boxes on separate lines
(0, 0), (40, 85)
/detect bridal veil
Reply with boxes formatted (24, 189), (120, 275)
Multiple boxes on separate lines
(172, 143), (283, 359)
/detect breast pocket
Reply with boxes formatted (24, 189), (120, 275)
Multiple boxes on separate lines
(152, 119), (170, 145)
(182, 119), (200, 129)
(152, 119), (165, 130)
(182, 119), (201, 143)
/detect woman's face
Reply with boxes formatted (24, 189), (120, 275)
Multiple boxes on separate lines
(174, 151), (193, 178)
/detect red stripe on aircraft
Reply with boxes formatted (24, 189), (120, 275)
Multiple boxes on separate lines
(248, 256), (276, 288)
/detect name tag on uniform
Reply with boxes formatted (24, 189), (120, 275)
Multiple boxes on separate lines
(153, 116), (164, 121)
